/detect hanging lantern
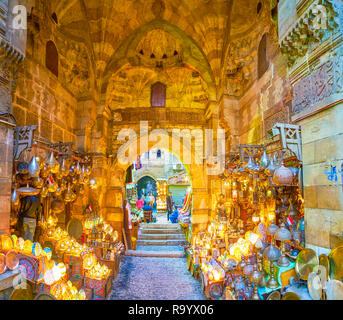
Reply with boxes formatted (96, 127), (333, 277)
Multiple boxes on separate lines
(47, 152), (60, 174)
(75, 162), (81, 175)
(41, 185), (49, 198)
(60, 158), (69, 177)
(35, 156), (44, 170)
(273, 165), (294, 186)
(28, 156), (40, 178)
(11, 189), (19, 206)
(32, 176), (44, 189)
(47, 175), (58, 193)
(260, 151), (269, 169)
(64, 184), (76, 202)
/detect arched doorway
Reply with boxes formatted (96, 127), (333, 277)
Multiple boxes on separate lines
(136, 176), (157, 201)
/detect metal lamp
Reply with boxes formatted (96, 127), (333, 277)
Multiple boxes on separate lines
(274, 223), (292, 267)
(263, 223), (281, 289)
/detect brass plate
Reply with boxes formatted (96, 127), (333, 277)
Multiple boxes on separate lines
(281, 292), (301, 300)
(295, 248), (318, 281)
(328, 245), (343, 282)
(308, 272), (322, 300)
(9, 283), (33, 300)
(319, 254), (330, 282)
(325, 280), (343, 300)
(34, 293), (57, 300)
(67, 218), (83, 240)
(267, 291), (281, 300)
(5, 251), (19, 271)
(0, 253), (6, 274)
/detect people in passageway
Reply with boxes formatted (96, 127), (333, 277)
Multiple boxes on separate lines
(167, 192), (173, 221)
(170, 206), (179, 223)
(143, 201), (153, 223)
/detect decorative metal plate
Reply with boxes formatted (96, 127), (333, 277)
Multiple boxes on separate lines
(308, 271), (322, 300)
(5, 251), (19, 271)
(67, 218), (83, 240)
(325, 280), (343, 300)
(209, 283), (223, 299)
(9, 283), (33, 300)
(281, 292), (301, 300)
(0, 253), (6, 274)
(328, 246), (343, 282)
(319, 254), (330, 282)
(34, 292), (57, 300)
(267, 291), (281, 300)
(295, 248), (318, 281)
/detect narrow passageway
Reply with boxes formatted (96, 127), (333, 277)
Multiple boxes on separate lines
(109, 256), (204, 300)
(110, 217), (204, 300)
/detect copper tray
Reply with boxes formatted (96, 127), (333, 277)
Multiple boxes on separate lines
(0, 253), (6, 274)
(281, 292), (301, 300)
(6, 251), (19, 271)
(295, 248), (318, 281)
(328, 245), (343, 282)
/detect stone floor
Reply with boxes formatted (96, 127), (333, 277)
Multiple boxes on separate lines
(109, 256), (205, 300)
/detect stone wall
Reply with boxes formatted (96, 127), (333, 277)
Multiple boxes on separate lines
(282, 0), (343, 254)
(13, 57), (77, 144)
(223, 0), (292, 148)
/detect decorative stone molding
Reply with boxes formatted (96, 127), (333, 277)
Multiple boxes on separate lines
(279, 0), (339, 66)
(292, 52), (343, 115)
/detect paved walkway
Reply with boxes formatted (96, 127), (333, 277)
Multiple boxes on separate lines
(109, 256), (205, 300)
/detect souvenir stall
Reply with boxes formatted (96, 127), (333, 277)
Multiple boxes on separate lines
(156, 179), (168, 213)
(185, 133), (326, 300)
(0, 135), (124, 300)
(178, 188), (192, 242)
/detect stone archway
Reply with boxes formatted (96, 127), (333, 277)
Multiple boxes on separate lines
(103, 131), (212, 240)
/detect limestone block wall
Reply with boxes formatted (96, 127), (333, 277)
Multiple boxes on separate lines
(285, 0), (343, 255)
(13, 57), (78, 144)
(298, 104), (343, 254)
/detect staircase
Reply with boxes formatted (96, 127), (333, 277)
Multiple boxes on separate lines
(126, 223), (188, 258)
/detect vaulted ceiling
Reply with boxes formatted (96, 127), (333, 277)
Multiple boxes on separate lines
(40, 0), (264, 104)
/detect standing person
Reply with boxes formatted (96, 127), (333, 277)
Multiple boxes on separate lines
(167, 192), (173, 221)
(142, 201), (153, 223)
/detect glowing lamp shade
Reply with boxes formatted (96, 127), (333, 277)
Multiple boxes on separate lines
(83, 253), (97, 271)
(213, 270), (221, 281)
(32, 242), (42, 257)
(89, 178), (98, 189)
(23, 240), (33, 255)
(44, 269), (55, 286)
(248, 233), (260, 245)
(43, 247), (52, 260)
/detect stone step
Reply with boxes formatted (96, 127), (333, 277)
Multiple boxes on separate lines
(140, 223), (181, 230)
(125, 250), (185, 258)
(138, 233), (186, 240)
(136, 239), (188, 246)
(140, 228), (184, 235)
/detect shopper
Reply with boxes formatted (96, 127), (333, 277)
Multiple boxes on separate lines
(166, 192), (173, 221)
